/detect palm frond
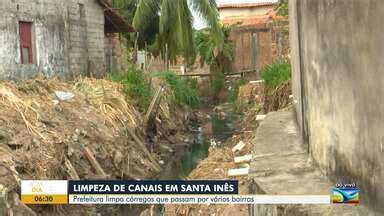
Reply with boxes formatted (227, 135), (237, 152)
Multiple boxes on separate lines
(133, 0), (160, 30)
(191, 0), (223, 44)
(133, 0), (222, 64)
(158, 0), (195, 64)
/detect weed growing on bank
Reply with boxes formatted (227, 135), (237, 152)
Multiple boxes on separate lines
(227, 78), (247, 103)
(110, 65), (153, 111)
(211, 73), (225, 96)
(153, 71), (201, 108)
(261, 59), (291, 88)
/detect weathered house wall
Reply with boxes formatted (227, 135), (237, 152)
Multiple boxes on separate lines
(0, 0), (106, 80)
(104, 34), (129, 73)
(69, 0), (106, 78)
(290, 0), (384, 212)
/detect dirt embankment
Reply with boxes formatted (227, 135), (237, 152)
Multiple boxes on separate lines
(0, 77), (195, 215)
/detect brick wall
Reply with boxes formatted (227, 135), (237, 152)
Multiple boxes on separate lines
(0, 0), (106, 80)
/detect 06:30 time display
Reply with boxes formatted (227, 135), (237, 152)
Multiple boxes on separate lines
(34, 195), (54, 202)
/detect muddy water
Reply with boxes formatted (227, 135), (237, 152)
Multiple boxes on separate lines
(162, 112), (239, 179)
(175, 125), (210, 179)
(211, 113), (239, 141)
(115, 112), (239, 215)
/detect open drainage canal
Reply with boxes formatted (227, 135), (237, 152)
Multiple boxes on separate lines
(177, 112), (239, 178)
(117, 112), (240, 215)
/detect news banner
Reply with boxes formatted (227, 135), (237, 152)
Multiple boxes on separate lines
(21, 180), (359, 205)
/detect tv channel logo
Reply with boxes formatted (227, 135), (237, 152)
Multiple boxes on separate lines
(332, 184), (359, 204)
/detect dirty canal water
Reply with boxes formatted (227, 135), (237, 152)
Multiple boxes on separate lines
(168, 112), (240, 179)
(116, 111), (239, 215)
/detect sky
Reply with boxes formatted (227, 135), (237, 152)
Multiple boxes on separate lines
(192, 0), (278, 29)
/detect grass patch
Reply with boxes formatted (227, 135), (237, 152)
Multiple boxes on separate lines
(110, 65), (153, 111)
(227, 78), (247, 103)
(260, 59), (291, 88)
(153, 71), (201, 108)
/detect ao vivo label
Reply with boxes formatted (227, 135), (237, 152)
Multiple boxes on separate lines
(21, 180), (68, 204)
(332, 183), (359, 204)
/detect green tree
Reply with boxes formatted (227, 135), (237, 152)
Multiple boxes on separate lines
(132, 0), (222, 64)
(195, 25), (234, 99)
(195, 24), (234, 74)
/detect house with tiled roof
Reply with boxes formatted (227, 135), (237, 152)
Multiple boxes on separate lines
(218, 0), (277, 20)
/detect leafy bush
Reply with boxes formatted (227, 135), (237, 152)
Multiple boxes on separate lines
(227, 78), (247, 103)
(110, 65), (153, 111)
(276, 2), (288, 16)
(261, 59), (291, 88)
(153, 71), (201, 108)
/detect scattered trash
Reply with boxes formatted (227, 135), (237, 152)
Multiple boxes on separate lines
(234, 154), (252, 164)
(249, 80), (264, 84)
(54, 91), (74, 100)
(232, 141), (246, 152)
(210, 139), (217, 148)
(256, 115), (266, 121)
(228, 167), (249, 177)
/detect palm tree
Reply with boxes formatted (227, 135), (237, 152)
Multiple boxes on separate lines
(195, 24), (234, 75)
(194, 24), (235, 101)
(132, 0), (222, 65)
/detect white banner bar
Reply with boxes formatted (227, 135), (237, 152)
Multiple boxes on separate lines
(69, 194), (330, 204)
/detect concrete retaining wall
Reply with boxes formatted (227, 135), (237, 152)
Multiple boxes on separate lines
(290, 0), (384, 212)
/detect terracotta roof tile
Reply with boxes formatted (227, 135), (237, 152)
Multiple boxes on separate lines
(97, 0), (135, 33)
(222, 16), (269, 28)
(221, 10), (284, 29)
(218, 1), (277, 9)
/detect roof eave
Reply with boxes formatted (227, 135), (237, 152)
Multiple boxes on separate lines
(97, 0), (135, 33)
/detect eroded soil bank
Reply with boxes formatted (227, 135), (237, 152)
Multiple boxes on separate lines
(0, 77), (197, 215)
